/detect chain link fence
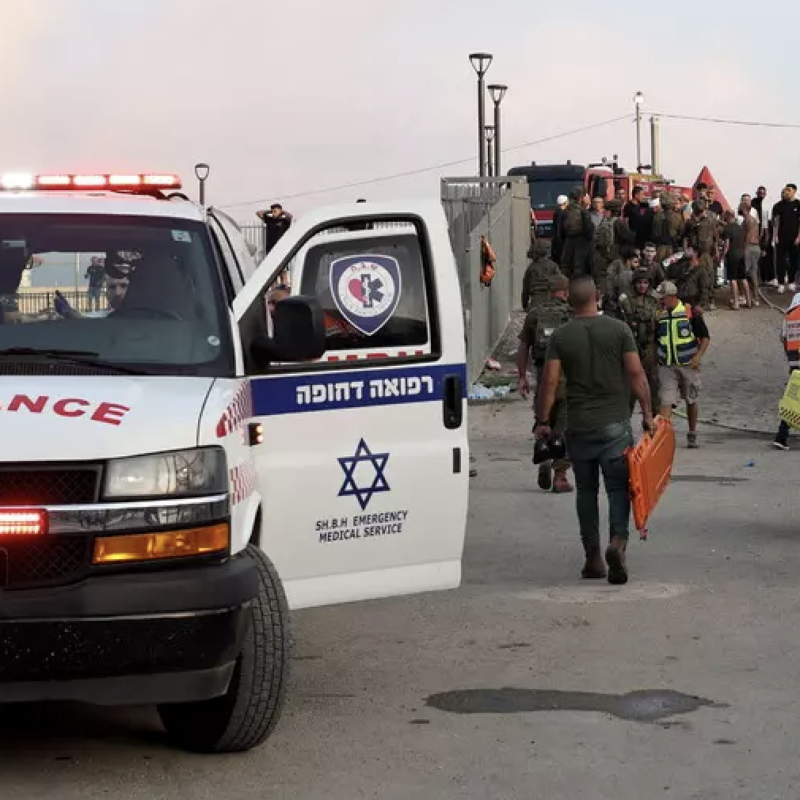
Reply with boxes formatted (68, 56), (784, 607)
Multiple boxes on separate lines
(441, 177), (531, 382)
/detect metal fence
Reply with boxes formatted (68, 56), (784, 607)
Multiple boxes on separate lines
(12, 290), (97, 315)
(441, 177), (531, 382)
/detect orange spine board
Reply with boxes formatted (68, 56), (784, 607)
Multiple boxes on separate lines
(625, 417), (677, 534)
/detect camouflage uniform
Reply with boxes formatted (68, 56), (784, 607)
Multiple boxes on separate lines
(594, 216), (615, 295)
(559, 199), (594, 277)
(604, 258), (634, 319)
(620, 274), (660, 409)
(683, 211), (718, 308)
(518, 285), (572, 471)
(521, 242), (561, 311)
(666, 255), (712, 310)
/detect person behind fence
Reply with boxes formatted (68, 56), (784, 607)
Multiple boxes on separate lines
(517, 273), (573, 494)
(773, 290), (800, 450)
(85, 256), (106, 311)
(535, 275), (654, 585)
(620, 267), (660, 411)
(521, 240), (561, 311)
(655, 281), (711, 449)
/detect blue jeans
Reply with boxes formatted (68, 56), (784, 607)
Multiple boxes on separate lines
(566, 421), (633, 549)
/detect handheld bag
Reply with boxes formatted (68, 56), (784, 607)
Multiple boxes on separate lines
(779, 369), (800, 430)
(625, 417), (676, 540)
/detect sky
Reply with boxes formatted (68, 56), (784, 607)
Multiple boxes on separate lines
(2, 0), (800, 225)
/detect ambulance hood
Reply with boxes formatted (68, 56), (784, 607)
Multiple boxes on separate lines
(0, 376), (215, 461)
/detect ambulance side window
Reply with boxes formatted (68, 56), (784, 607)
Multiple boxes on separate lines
(296, 226), (433, 355)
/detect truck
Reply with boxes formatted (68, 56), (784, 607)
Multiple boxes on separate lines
(508, 158), (720, 240)
(0, 171), (469, 754)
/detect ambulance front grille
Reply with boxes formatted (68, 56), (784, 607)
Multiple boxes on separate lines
(0, 536), (91, 589)
(0, 466), (101, 506)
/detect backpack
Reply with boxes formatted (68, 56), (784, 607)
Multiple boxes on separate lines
(533, 303), (569, 362)
(596, 219), (615, 260)
(563, 205), (584, 237)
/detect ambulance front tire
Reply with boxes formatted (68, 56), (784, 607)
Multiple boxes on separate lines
(157, 545), (290, 754)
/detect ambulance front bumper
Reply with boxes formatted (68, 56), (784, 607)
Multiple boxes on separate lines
(0, 555), (259, 705)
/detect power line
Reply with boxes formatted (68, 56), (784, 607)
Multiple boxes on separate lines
(653, 111), (800, 130)
(218, 114), (630, 209)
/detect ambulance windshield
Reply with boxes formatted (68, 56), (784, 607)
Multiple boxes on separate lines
(0, 214), (232, 376)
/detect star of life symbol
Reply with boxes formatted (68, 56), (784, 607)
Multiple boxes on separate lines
(337, 438), (390, 510)
(329, 254), (402, 336)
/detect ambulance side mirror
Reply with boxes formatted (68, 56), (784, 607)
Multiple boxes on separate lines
(252, 295), (326, 365)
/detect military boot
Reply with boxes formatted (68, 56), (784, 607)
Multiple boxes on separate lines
(581, 545), (606, 580)
(605, 535), (629, 585)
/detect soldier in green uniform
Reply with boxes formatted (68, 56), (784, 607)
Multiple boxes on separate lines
(666, 246), (712, 311)
(604, 246), (639, 320)
(559, 187), (594, 278)
(521, 240), (561, 311)
(682, 201), (718, 310)
(517, 273), (573, 493)
(620, 267), (660, 410)
(594, 208), (616, 296)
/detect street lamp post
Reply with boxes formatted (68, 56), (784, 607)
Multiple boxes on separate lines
(633, 92), (644, 172)
(487, 84), (508, 177)
(484, 126), (496, 177)
(194, 162), (210, 206)
(469, 52), (493, 177)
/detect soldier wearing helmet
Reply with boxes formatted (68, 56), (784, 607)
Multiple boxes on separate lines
(521, 240), (562, 311)
(620, 267), (660, 410)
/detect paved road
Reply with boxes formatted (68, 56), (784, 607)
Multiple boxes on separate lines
(4, 306), (800, 799)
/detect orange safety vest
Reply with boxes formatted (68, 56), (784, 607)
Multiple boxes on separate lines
(784, 304), (800, 368)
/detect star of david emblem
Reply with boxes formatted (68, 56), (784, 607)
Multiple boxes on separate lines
(337, 438), (390, 510)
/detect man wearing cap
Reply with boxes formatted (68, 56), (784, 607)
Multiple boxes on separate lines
(517, 273), (573, 493)
(551, 195), (569, 265)
(257, 202), (293, 256)
(655, 281), (711, 448)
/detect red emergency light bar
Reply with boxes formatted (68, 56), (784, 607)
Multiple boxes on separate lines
(0, 173), (182, 192)
(0, 510), (47, 536)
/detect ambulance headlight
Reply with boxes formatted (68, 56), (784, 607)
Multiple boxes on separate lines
(103, 447), (227, 500)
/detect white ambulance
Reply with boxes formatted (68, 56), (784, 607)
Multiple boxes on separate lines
(0, 172), (469, 753)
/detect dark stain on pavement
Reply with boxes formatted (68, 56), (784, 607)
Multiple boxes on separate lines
(425, 688), (726, 723)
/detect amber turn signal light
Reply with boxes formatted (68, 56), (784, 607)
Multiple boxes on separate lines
(93, 523), (229, 565)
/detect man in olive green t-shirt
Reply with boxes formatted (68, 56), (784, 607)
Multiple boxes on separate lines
(536, 275), (654, 586)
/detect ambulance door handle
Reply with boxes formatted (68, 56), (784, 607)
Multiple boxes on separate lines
(442, 374), (463, 430)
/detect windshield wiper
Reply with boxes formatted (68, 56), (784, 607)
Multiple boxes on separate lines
(0, 348), (148, 375)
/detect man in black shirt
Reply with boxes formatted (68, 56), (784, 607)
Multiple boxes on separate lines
(623, 186), (645, 245)
(257, 203), (293, 256)
(706, 186), (724, 218)
(772, 184), (800, 293)
(752, 186), (774, 284)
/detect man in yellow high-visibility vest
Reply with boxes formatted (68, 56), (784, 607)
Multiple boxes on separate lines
(655, 281), (711, 448)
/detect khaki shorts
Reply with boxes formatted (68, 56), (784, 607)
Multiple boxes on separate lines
(659, 364), (701, 406)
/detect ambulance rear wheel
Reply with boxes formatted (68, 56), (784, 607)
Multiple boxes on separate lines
(158, 545), (290, 754)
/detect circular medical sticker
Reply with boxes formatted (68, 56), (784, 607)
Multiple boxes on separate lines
(329, 255), (402, 336)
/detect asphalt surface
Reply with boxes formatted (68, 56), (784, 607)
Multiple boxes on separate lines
(3, 298), (800, 799)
